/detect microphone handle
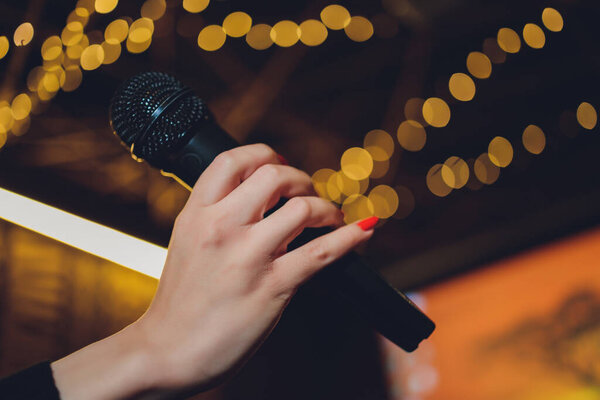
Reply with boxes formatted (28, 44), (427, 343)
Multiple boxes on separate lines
(160, 122), (435, 352)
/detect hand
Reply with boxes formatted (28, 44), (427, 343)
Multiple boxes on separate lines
(52, 144), (376, 399)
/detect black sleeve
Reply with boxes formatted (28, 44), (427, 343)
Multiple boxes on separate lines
(0, 361), (61, 400)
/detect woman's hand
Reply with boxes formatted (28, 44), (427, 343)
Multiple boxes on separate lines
(52, 144), (376, 399)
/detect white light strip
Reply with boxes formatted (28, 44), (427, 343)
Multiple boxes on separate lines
(0, 187), (166, 279)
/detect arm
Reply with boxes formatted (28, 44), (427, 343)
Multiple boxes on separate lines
(50, 144), (376, 399)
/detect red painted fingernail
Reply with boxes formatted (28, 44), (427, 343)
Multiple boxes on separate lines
(277, 154), (288, 165)
(357, 216), (378, 231)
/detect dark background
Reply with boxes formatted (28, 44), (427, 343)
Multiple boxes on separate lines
(0, 0), (598, 398)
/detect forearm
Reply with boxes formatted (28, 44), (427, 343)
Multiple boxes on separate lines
(51, 323), (160, 400)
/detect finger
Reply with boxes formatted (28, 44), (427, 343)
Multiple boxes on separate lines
(188, 143), (280, 206)
(270, 218), (377, 290)
(221, 164), (316, 223)
(251, 196), (344, 254)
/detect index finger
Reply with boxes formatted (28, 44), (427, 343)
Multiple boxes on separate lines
(188, 143), (281, 207)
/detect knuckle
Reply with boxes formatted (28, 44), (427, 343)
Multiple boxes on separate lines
(254, 143), (275, 158)
(287, 197), (311, 220)
(307, 242), (330, 264)
(256, 163), (281, 181)
(212, 151), (237, 172)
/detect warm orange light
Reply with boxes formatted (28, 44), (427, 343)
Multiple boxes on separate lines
(576, 102), (597, 130)
(246, 24), (273, 50)
(197, 25), (226, 51)
(449, 73), (476, 102)
(542, 8), (564, 32)
(496, 28), (521, 54)
(95, 0), (118, 14)
(466, 52), (492, 79)
(397, 120), (426, 152)
(299, 20), (328, 47)
(340, 147), (374, 180)
(488, 136), (513, 168)
(223, 12), (252, 38)
(422, 98), (451, 128)
(270, 21), (300, 47)
(183, 0), (209, 13)
(14, 22), (34, 46)
(344, 16), (374, 42)
(522, 125), (546, 154)
(320, 5), (351, 30)
(523, 23), (545, 49)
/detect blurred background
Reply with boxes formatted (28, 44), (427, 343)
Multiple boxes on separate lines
(0, 0), (598, 399)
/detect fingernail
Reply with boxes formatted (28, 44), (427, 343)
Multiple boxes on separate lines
(277, 154), (288, 165)
(357, 216), (378, 231)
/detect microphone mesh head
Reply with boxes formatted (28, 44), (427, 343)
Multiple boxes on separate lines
(109, 71), (208, 166)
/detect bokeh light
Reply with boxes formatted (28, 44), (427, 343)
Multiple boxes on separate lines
(299, 20), (328, 47)
(496, 28), (521, 54)
(397, 120), (426, 151)
(393, 185), (415, 219)
(105, 19), (129, 44)
(342, 194), (375, 224)
(333, 171), (368, 197)
(61, 66), (83, 92)
(488, 136), (513, 167)
(466, 51), (492, 79)
(11, 94), (32, 120)
(128, 18), (154, 44)
(246, 24), (273, 50)
(344, 16), (374, 42)
(326, 172), (343, 203)
(522, 125), (546, 154)
(41, 36), (63, 61)
(404, 97), (428, 126)
(101, 41), (121, 64)
(426, 164), (452, 197)
(197, 25), (226, 51)
(369, 158), (390, 179)
(576, 102), (597, 130)
(483, 37), (506, 64)
(341, 147), (373, 180)
(183, 0), (210, 13)
(61, 22), (84, 46)
(223, 12), (252, 38)
(95, 0), (118, 14)
(364, 129), (394, 161)
(523, 23), (545, 49)
(14, 22), (34, 46)
(0, 36), (8, 59)
(10, 117), (30, 136)
(474, 153), (500, 185)
(422, 97), (451, 128)
(441, 156), (469, 189)
(270, 21), (300, 47)
(80, 44), (105, 70)
(67, 8), (90, 27)
(66, 34), (89, 59)
(0, 103), (14, 133)
(448, 73), (476, 101)
(311, 168), (336, 200)
(542, 8), (564, 32)
(141, 0), (166, 21)
(368, 185), (399, 219)
(320, 5), (351, 30)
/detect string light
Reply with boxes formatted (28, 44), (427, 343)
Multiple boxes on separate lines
(441, 156), (469, 189)
(448, 73), (476, 101)
(522, 125), (546, 154)
(0, 36), (8, 59)
(496, 27), (521, 54)
(542, 8), (564, 32)
(320, 5), (351, 30)
(363, 129), (394, 161)
(422, 97), (451, 128)
(299, 20), (328, 47)
(95, 0), (119, 14)
(488, 136), (513, 168)
(474, 153), (500, 185)
(426, 164), (452, 197)
(13, 22), (34, 46)
(368, 185), (399, 219)
(466, 51), (492, 79)
(223, 12), (252, 38)
(397, 120), (426, 152)
(183, 0), (210, 14)
(576, 102), (597, 130)
(340, 147), (374, 181)
(197, 25), (226, 51)
(270, 20), (301, 47)
(344, 16), (374, 42)
(522, 23), (546, 49)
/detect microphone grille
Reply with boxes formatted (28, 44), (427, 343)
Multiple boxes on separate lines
(109, 71), (208, 165)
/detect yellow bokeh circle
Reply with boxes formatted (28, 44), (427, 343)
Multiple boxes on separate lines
(397, 120), (426, 152)
(497, 27), (521, 54)
(364, 129), (394, 161)
(246, 24), (273, 50)
(441, 156), (469, 189)
(270, 21), (300, 47)
(523, 23), (545, 49)
(344, 16), (374, 42)
(198, 25), (226, 51)
(488, 136), (513, 168)
(466, 51), (492, 79)
(368, 185), (399, 219)
(422, 97), (451, 128)
(522, 125), (546, 154)
(449, 73), (476, 102)
(426, 164), (452, 197)
(542, 8), (564, 32)
(576, 102), (597, 130)
(342, 194), (375, 224)
(223, 12), (252, 38)
(474, 153), (500, 185)
(299, 20), (328, 47)
(341, 147), (374, 181)
(320, 5), (351, 30)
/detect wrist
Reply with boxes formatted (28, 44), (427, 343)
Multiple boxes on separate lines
(51, 322), (160, 400)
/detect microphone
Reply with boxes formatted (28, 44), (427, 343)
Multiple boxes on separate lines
(109, 71), (435, 351)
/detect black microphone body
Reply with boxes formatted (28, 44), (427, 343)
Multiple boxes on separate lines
(110, 72), (435, 352)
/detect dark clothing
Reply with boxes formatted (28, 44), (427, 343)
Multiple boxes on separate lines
(0, 362), (60, 399)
